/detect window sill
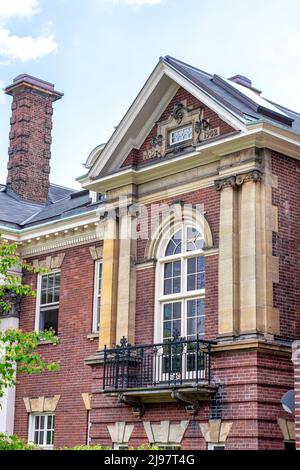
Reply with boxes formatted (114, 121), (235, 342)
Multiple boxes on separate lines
(38, 339), (58, 346)
(87, 332), (99, 341)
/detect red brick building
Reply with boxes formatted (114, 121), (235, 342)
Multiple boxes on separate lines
(0, 57), (299, 450)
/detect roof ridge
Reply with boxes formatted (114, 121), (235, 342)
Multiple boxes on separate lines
(163, 55), (213, 79)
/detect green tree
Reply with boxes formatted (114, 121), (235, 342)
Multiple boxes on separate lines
(0, 238), (59, 401)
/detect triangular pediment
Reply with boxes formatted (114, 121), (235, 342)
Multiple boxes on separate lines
(84, 57), (248, 181)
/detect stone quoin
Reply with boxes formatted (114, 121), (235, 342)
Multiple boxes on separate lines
(0, 56), (299, 450)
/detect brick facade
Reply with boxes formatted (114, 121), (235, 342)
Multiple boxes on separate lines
(14, 243), (101, 448)
(5, 68), (299, 450)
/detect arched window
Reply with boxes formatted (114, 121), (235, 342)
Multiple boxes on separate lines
(156, 225), (206, 344)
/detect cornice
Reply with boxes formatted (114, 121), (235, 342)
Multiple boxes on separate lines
(213, 339), (292, 358)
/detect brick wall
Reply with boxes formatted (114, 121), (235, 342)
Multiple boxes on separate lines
(14, 243), (101, 448)
(90, 350), (292, 450)
(272, 151), (300, 341)
(122, 87), (235, 168)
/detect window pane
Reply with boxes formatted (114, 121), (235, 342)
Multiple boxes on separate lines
(164, 263), (172, 278)
(163, 322), (172, 338)
(40, 308), (59, 334)
(165, 231), (182, 256)
(173, 261), (181, 276)
(173, 277), (181, 293)
(187, 318), (196, 336)
(186, 227), (204, 252)
(173, 302), (181, 319)
(187, 256), (205, 291)
(163, 304), (172, 321)
(187, 257), (196, 274)
(164, 279), (172, 295)
(187, 274), (196, 291)
(46, 431), (52, 445)
(39, 431), (44, 446)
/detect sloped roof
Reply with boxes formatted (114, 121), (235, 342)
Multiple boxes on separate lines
(0, 184), (96, 229)
(163, 56), (300, 130)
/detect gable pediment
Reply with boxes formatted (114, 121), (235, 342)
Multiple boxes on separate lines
(84, 59), (247, 182)
(121, 87), (237, 169)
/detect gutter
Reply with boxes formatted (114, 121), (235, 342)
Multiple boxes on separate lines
(0, 208), (100, 236)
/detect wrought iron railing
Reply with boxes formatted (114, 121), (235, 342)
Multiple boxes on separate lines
(103, 336), (215, 391)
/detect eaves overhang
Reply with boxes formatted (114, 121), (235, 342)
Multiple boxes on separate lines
(0, 209), (102, 244)
(80, 123), (300, 194)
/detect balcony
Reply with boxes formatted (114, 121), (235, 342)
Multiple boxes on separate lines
(102, 336), (217, 416)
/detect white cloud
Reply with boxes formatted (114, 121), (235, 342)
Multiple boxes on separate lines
(0, 28), (57, 62)
(0, 1), (57, 62)
(0, 0), (39, 21)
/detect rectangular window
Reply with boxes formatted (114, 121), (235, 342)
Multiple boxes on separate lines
(93, 261), (102, 332)
(164, 261), (181, 295)
(208, 443), (225, 450)
(29, 414), (55, 449)
(169, 126), (193, 146)
(113, 443), (129, 450)
(187, 256), (205, 291)
(157, 444), (181, 450)
(37, 272), (60, 334)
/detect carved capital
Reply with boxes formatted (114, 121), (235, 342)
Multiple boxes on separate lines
(236, 169), (262, 186)
(214, 176), (236, 191)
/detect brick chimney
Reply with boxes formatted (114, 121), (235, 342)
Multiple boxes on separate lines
(4, 74), (63, 203)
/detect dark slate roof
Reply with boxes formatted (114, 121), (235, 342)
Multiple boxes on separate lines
(0, 184), (97, 229)
(163, 56), (300, 133)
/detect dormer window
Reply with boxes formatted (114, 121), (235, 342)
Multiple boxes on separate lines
(169, 125), (193, 146)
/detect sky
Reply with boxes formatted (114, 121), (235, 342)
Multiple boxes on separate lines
(1, 0), (300, 189)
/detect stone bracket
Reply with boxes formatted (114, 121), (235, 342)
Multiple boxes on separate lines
(171, 390), (200, 416)
(118, 393), (145, 417)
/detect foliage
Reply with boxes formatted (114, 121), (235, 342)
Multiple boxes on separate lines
(0, 433), (39, 450)
(62, 444), (110, 450)
(0, 237), (59, 399)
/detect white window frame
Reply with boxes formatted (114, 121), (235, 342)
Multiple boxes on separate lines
(154, 224), (206, 344)
(113, 443), (129, 450)
(92, 260), (102, 333)
(35, 270), (61, 333)
(208, 442), (225, 450)
(28, 413), (55, 449)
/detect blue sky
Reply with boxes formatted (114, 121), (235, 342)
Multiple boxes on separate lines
(0, 0), (300, 189)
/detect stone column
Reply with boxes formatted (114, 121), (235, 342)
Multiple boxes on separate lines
(215, 177), (239, 338)
(292, 341), (300, 450)
(98, 214), (119, 349)
(116, 206), (137, 346)
(238, 168), (279, 336)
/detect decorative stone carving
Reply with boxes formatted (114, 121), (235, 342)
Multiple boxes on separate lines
(143, 420), (189, 444)
(214, 176), (236, 191)
(23, 395), (60, 413)
(89, 246), (103, 260)
(32, 253), (65, 270)
(215, 170), (262, 192)
(199, 419), (233, 443)
(81, 393), (92, 411)
(277, 418), (295, 441)
(107, 422), (134, 445)
(235, 169), (262, 186)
